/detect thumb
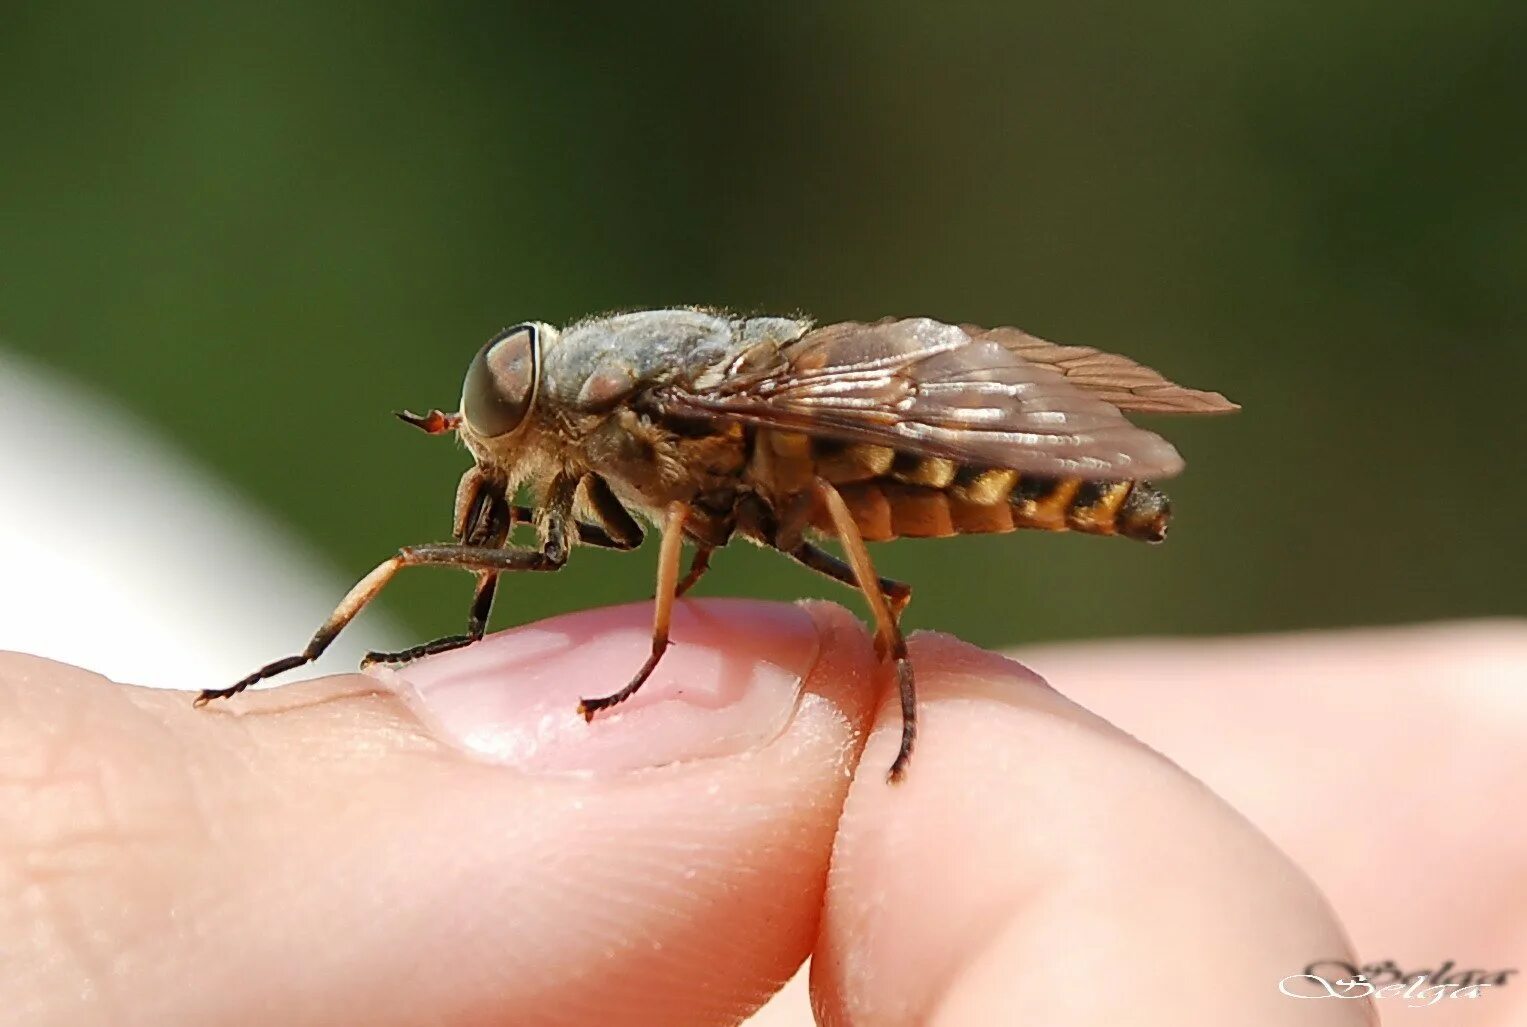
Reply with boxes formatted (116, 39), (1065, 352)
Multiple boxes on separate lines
(2, 600), (878, 1027)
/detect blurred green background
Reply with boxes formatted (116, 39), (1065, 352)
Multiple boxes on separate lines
(3, 2), (1523, 648)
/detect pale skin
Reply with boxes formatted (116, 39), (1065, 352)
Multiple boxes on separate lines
(2, 604), (1522, 1027)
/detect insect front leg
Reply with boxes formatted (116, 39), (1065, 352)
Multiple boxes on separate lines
(808, 478), (917, 782)
(363, 468), (513, 668)
(193, 543), (567, 705)
(196, 475), (581, 706)
(576, 500), (689, 720)
(573, 474), (646, 551)
(365, 478), (649, 670)
(360, 572), (501, 669)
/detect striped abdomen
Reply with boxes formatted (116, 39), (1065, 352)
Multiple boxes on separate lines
(753, 432), (1171, 544)
(828, 468), (1171, 543)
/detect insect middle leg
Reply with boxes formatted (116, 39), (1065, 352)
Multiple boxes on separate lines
(577, 501), (690, 720)
(674, 545), (713, 598)
(807, 478), (917, 782)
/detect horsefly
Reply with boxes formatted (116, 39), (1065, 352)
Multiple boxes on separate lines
(196, 310), (1237, 780)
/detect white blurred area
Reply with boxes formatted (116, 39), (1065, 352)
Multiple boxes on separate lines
(0, 347), (393, 692)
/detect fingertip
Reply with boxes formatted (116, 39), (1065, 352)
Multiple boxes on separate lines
(8, 600), (884, 1027)
(813, 632), (1367, 1026)
(374, 598), (833, 774)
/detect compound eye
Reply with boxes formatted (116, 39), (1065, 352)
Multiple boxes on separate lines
(461, 324), (539, 437)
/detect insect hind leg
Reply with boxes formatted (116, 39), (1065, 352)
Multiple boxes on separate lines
(796, 479), (917, 782)
(782, 540), (912, 620)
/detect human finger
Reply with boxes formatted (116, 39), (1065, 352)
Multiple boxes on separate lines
(0, 599), (877, 1027)
(811, 632), (1373, 1026)
(1022, 622), (1527, 1027)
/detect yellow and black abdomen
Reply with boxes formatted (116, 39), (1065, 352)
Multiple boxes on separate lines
(754, 431), (1171, 544)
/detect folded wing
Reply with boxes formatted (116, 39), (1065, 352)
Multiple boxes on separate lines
(960, 323), (1239, 415)
(657, 318), (1234, 480)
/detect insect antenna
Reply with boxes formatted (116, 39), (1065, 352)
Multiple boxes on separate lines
(395, 409), (461, 435)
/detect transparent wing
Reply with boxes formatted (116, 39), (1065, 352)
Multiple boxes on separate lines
(657, 317), (1223, 479)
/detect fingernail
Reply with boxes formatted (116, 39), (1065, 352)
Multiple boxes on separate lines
(369, 599), (819, 773)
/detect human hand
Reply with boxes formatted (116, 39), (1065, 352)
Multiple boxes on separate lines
(6, 601), (1518, 1026)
